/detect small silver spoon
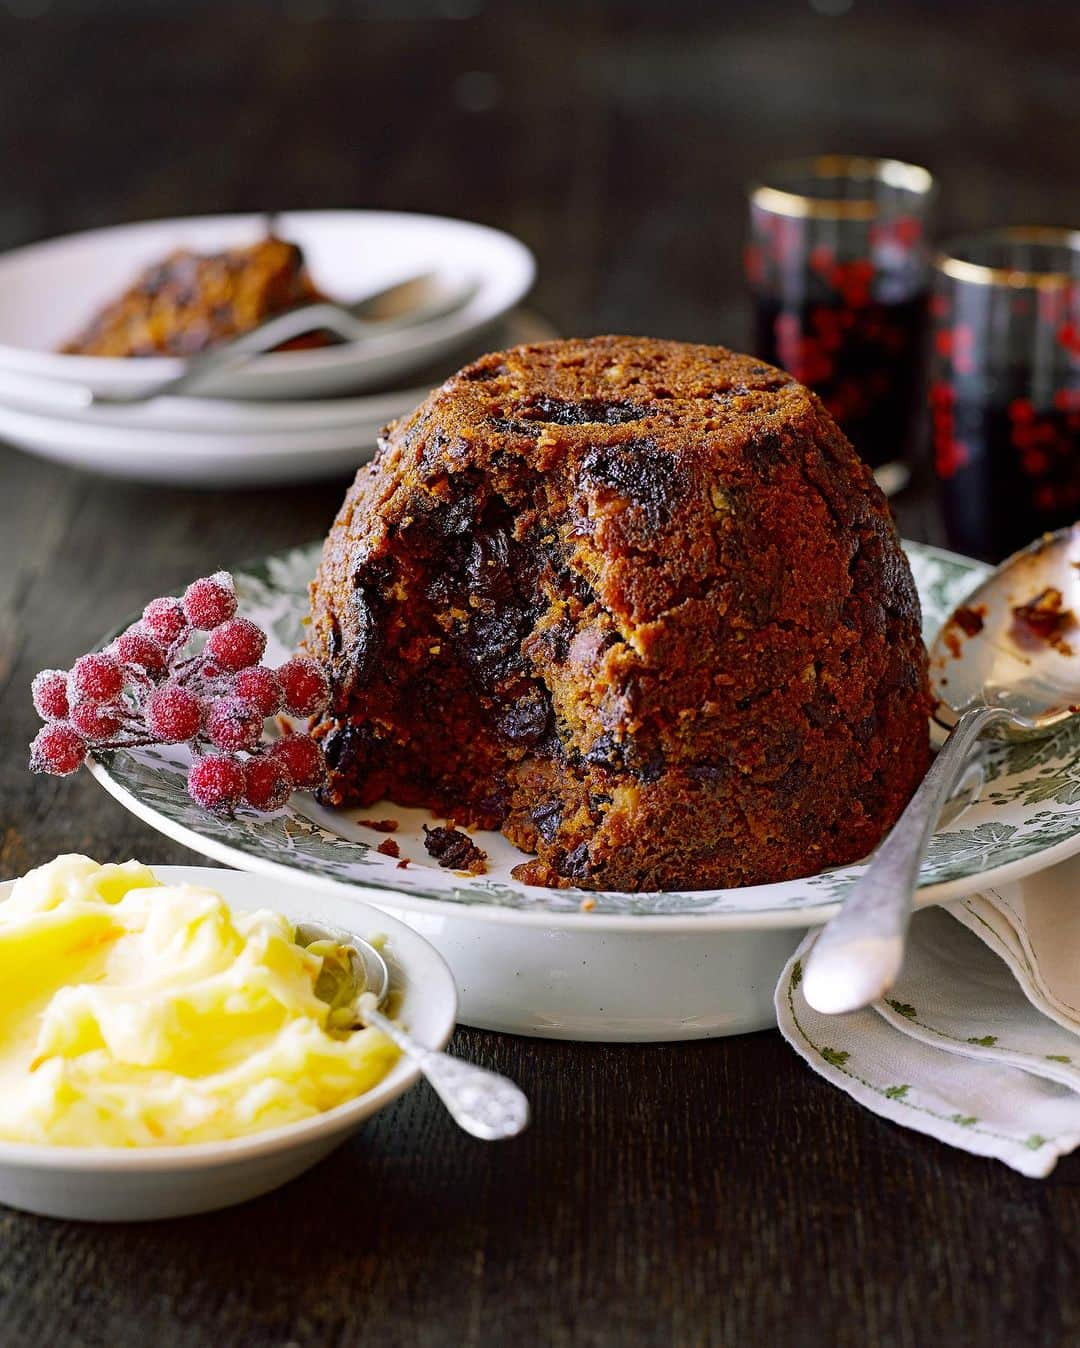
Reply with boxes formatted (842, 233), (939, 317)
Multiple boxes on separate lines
(296, 921), (530, 1141)
(803, 524), (1080, 1015)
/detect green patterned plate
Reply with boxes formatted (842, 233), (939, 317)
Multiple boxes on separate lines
(88, 541), (1080, 930)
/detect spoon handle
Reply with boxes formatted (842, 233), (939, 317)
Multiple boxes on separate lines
(88, 276), (476, 406)
(802, 704), (1012, 1015)
(362, 1004), (530, 1141)
(89, 305), (366, 406)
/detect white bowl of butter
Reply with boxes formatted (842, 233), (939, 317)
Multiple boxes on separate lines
(0, 857), (457, 1221)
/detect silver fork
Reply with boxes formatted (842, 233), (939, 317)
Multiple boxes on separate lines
(87, 272), (479, 406)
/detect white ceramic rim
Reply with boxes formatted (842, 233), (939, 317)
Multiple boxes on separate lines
(0, 209), (536, 381)
(87, 680), (1080, 938)
(0, 867), (457, 1172)
(0, 396), (409, 456)
(0, 370), (433, 433)
(84, 539), (1080, 933)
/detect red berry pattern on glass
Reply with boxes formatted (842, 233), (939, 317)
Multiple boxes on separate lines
(748, 223), (929, 471)
(27, 572), (331, 817)
(931, 240), (1080, 562)
(746, 157), (934, 477)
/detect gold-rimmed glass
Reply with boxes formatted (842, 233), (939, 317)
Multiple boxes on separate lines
(931, 228), (1080, 562)
(745, 156), (936, 492)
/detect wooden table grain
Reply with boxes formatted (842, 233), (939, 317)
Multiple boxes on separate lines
(1, 4), (1079, 1345)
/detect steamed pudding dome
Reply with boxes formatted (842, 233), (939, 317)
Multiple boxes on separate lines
(307, 336), (931, 892)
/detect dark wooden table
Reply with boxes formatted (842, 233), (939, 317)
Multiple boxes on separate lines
(2, 3), (1079, 1345)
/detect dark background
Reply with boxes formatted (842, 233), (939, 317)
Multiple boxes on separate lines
(2, 2), (1080, 1346)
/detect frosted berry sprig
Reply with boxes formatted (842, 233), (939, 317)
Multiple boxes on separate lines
(29, 571), (331, 817)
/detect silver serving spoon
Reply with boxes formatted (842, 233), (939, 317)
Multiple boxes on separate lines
(803, 524), (1080, 1015)
(296, 921), (530, 1141)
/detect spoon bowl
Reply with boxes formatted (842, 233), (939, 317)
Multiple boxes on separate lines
(929, 524), (1080, 734)
(297, 921), (530, 1142)
(295, 921), (391, 1006)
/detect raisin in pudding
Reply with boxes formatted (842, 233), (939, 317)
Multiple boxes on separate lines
(307, 336), (930, 892)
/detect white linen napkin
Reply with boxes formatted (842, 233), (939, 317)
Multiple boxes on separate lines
(775, 852), (1080, 1177)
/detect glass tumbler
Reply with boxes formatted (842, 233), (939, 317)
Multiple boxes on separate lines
(745, 156), (936, 493)
(931, 228), (1080, 562)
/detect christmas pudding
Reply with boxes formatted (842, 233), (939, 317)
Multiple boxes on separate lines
(306, 336), (930, 892)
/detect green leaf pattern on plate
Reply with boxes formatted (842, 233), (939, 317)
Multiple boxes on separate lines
(89, 541), (1080, 918)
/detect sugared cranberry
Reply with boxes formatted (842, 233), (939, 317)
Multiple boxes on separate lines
(31, 669), (69, 721)
(145, 683), (203, 743)
(110, 627), (168, 677)
(232, 666), (283, 718)
(68, 652), (123, 705)
(187, 754), (245, 816)
(268, 734), (327, 790)
(183, 572), (238, 630)
(26, 567), (309, 818)
(69, 701), (124, 740)
(205, 617), (266, 672)
(243, 756), (292, 812)
(206, 696), (263, 752)
(276, 656), (330, 717)
(142, 596), (189, 648)
(29, 722), (86, 776)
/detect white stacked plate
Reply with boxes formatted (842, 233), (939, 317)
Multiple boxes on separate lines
(0, 211), (540, 486)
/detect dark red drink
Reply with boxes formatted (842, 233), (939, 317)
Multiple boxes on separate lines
(932, 382), (1080, 562)
(745, 159), (935, 487)
(752, 290), (928, 470)
(931, 229), (1080, 563)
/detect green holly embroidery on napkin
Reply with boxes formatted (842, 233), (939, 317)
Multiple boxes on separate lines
(967, 1035), (998, 1047)
(1046, 1055), (1072, 1063)
(787, 953), (1062, 1154)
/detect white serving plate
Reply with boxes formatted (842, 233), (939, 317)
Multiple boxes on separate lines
(0, 310), (557, 487)
(0, 392), (417, 486)
(0, 866), (457, 1222)
(0, 210), (535, 399)
(85, 542), (1080, 1041)
(0, 367), (424, 431)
